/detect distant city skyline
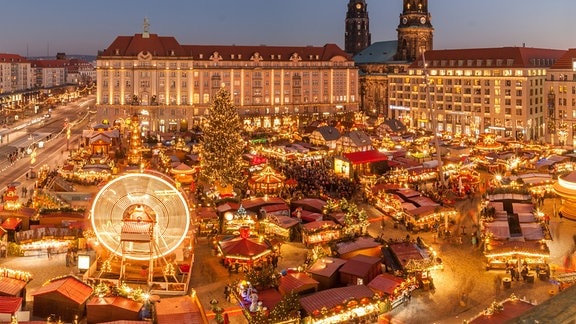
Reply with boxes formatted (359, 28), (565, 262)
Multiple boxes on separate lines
(2, 0), (575, 57)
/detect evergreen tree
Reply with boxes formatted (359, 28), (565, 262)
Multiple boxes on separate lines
(200, 87), (247, 190)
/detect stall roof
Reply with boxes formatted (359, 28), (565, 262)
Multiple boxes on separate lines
(302, 220), (339, 232)
(0, 296), (22, 315)
(155, 295), (205, 324)
(32, 276), (92, 305)
(299, 285), (374, 314)
(296, 210), (323, 223)
(307, 257), (347, 278)
(388, 242), (425, 268)
(469, 298), (535, 323)
(194, 207), (218, 220)
(292, 198), (327, 213)
(336, 237), (381, 256)
(241, 197), (286, 210)
(279, 272), (319, 295)
(368, 273), (404, 295)
(342, 150), (388, 165)
(218, 237), (273, 260)
(0, 276), (28, 296)
(260, 204), (290, 214)
(86, 296), (143, 313)
(338, 255), (381, 277)
(0, 218), (22, 231)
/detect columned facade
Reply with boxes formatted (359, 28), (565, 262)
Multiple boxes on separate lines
(96, 33), (359, 133)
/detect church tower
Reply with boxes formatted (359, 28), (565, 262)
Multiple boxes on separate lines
(345, 0), (371, 55)
(396, 0), (434, 61)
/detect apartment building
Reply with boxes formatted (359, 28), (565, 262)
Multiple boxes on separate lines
(96, 27), (359, 134)
(387, 47), (566, 141)
(546, 48), (576, 147)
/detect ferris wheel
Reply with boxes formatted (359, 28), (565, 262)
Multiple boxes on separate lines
(90, 172), (191, 261)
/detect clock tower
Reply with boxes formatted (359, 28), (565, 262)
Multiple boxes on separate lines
(396, 0), (433, 61)
(345, 0), (371, 55)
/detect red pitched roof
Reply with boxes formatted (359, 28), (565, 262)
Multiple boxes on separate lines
(241, 197), (286, 210)
(155, 295), (204, 324)
(338, 255), (381, 277)
(0, 53), (28, 63)
(0, 276), (28, 296)
(299, 285), (374, 314)
(342, 150), (388, 165)
(550, 48), (576, 69)
(307, 257), (347, 278)
(0, 218), (22, 231)
(388, 242), (425, 268)
(278, 272), (319, 295)
(99, 33), (351, 62)
(0, 296), (22, 315)
(32, 276), (93, 305)
(86, 296), (143, 313)
(368, 273), (405, 295)
(411, 47), (566, 69)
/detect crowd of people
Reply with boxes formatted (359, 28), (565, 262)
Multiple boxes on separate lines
(274, 158), (358, 200)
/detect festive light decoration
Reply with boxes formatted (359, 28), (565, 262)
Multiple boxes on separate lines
(126, 114), (143, 166)
(199, 87), (247, 190)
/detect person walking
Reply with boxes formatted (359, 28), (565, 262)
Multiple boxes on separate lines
(509, 266), (516, 281)
(224, 284), (231, 302)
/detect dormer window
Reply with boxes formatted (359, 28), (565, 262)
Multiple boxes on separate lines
(115, 49), (120, 55)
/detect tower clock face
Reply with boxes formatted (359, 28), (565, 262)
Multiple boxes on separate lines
(402, 17), (408, 24)
(356, 3), (362, 9)
(420, 16), (426, 24)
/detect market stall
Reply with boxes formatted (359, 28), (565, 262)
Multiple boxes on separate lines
(217, 227), (277, 271)
(336, 236), (382, 259)
(32, 276), (93, 323)
(338, 254), (382, 286)
(0, 296), (22, 320)
(260, 214), (300, 241)
(483, 240), (549, 270)
(194, 206), (218, 237)
(86, 296), (144, 323)
(301, 221), (341, 247)
(404, 206), (457, 233)
(155, 295), (207, 324)
(169, 162), (195, 184)
(306, 257), (348, 291)
(247, 165), (286, 196)
(467, 294), (536, 323)
(222, 205), (257, 235)
(299, 285), (381, 323)
(367, 273), (412, 310)
(278, 272), (319, 296)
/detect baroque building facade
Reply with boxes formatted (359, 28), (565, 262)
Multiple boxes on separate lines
(96, 24), (359, 133)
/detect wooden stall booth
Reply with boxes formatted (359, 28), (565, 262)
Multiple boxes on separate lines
(301, 220), (341, 247)
(32, 276), (93, 322)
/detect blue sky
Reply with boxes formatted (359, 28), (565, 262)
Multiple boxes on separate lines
(2, 0), (575, 57)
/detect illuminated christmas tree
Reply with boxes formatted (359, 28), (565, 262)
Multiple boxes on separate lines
(200, 86), (247, 191)
(127, 114), (143, 166)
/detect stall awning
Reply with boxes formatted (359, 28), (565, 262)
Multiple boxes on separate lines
(342, 150), (388, 165)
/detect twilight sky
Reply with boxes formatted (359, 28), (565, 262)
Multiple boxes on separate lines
(2, 0), (575, 57)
